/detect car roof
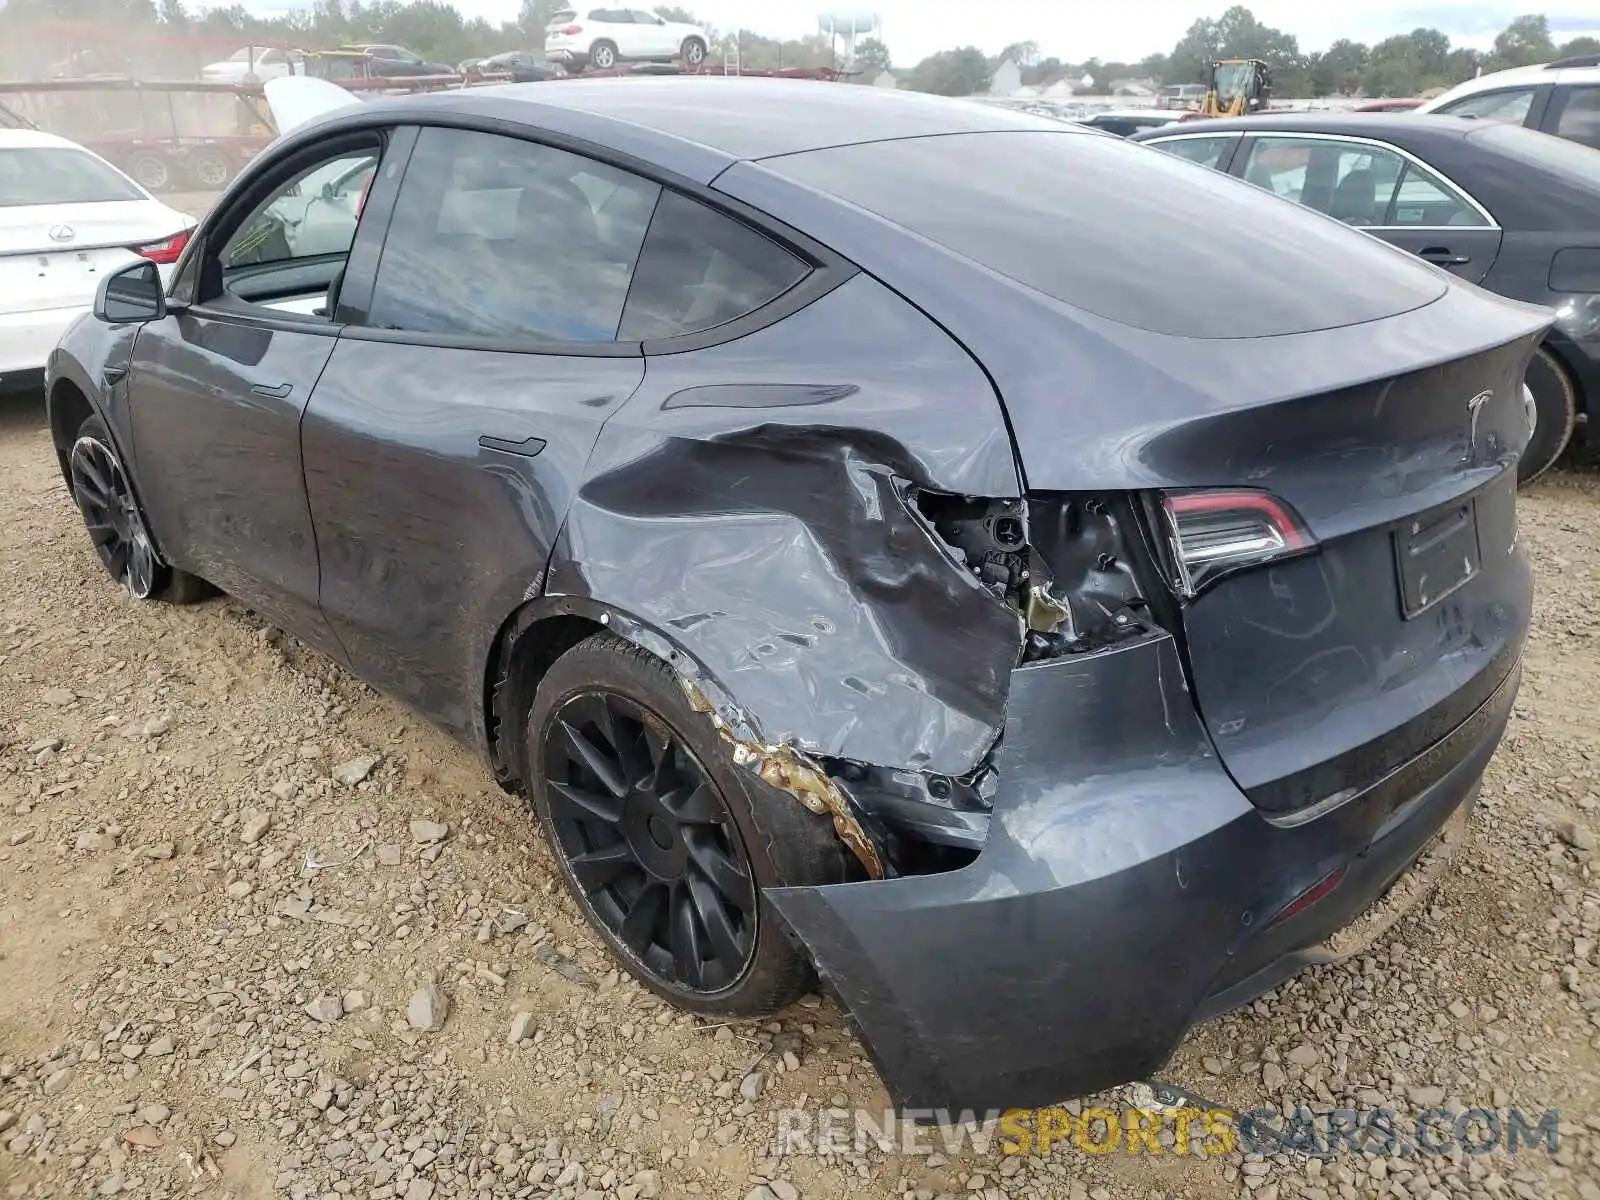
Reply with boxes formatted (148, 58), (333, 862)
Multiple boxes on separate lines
(1131, 111), (1474, 144)
(0, 128), (83, 151)
(1419, 60), (1600, 110)
(1084, 110), (1181, 121)
(340, 77), (1084, 171)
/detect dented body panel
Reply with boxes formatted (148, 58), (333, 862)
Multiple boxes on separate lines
(546, 273), (1024, 780)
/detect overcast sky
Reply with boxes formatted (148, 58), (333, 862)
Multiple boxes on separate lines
(236, 1), (1600, 64)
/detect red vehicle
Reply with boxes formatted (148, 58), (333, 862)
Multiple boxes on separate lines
(1353, 98), (1425, 112)
(0, 78), (274, 193)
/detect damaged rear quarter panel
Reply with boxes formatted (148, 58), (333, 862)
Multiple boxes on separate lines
(545, 273), (1024, 778)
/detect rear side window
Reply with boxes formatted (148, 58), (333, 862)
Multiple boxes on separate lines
(1148, 135), (1236, 169)
(366, 127), (659, 342)
(620, 191), (809, 340)
(1434, 87), (1535, 125)
(1552, 86), (1600, 150)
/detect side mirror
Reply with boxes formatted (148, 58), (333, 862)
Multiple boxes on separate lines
(95, 260), (166, 324)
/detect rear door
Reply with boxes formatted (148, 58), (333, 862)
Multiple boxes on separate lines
(1542, 83), (1600, 149)
(1232, 133), (1503, 283)
(301, 124), (653, 737)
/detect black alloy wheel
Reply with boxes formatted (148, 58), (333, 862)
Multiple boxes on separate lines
(540, 690), (757, 993)
(69, 433), (162, 600)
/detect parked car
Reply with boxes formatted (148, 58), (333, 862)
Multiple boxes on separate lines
(199, 46), (300, 84)
(1133, 112), (1597, 481)
(1417, 54), (1600, 149)
(339, 45), (456, 78)
(0, 128), (192, 394)
(47, 77), (1547, 1113)
(1074, 109), (1187, 137)
(471, 50), (565, 81)
(545, 8), (709, 71)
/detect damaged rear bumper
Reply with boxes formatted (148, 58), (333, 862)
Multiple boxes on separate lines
(767, 633), (1519, 1115)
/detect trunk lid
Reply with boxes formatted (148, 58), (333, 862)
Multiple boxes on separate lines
(0, 201), (182, 315)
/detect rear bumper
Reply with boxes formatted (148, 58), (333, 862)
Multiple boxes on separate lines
(768, 634), (1521, 1115)
(0, 305), (84, 381)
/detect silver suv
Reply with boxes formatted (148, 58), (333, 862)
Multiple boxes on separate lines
(1418, 55), (1600, 150)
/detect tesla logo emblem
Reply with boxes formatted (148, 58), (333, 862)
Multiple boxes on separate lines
(48, 224), (75, 242)
(1465, 390), (1492, 458)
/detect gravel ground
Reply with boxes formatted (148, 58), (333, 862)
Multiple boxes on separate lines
(1, 391), (1598, 1200)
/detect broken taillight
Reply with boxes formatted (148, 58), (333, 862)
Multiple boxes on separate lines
(1161, 488), (1315, 597)
(132, 228), (191, 265)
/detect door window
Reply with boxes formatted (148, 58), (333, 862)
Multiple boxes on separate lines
(1148, 135), (1236, 170)
(1238, 137), (1485, 228)
(1552, 86), (1600, 149)
(629, 8), (661, 22)
(1434, 87), (1535, 124)
(222, 149), (379, 273)
(366, 127), (659, 342)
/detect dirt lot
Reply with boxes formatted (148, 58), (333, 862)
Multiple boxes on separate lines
(1, 391), (1598, 1200)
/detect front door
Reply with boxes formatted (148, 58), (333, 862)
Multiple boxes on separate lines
(126, 131), (386, 653)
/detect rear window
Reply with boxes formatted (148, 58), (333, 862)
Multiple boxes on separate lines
(0, 147), (142, 206)
(764, 130), (1445, 340)
(551, 9), (577, 21)
(1469, 121), (1600, 190)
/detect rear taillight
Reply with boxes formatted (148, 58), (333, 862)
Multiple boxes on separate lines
(132, 228), (191, 265)
(561, 23), (583, 34)
(1161, 488), (1315, 596)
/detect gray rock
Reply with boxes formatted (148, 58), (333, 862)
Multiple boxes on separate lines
(403, 1181), (434, 1200)
(142, 714), (172, 738)
(1262, 1062), (1286, 1092)
(770, 1182), (800, 1200)
(138, 842), (175, 860)
(632, 1170), (662, 1198)
(0, 1111), (14, 1133)
(739, 1070), (767, 1101)
(305, 995), (344, 1024)
(410, 819), (449, 845)
(7, 830), (34, 847)
(332, 755), (380, 786)
(341, 990), (370, 1014)
(1286, 1043), (1320, 1067)
(42, 687), (76, 706)
(225, 880), (254, 899)
(43, 1066), (74, 1096)
(136, 1103), (170, 1125)
(407, 983), (449, 1032)
(145, 1034), (174, 1057)
(1557, 822), (1595, 850)
(240, 810), (272, 845)
(376, 844), (403, 867)
(508, 1011), (536, 1044)
(1408, 1084), (1447, 1108)
(745, 1188), (778, 1200)
(76, 829), (116, 852)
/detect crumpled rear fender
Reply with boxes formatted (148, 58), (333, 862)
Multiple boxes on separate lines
(545, 273), (1024, 779)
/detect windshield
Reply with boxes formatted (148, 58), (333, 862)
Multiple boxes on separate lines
(1213, 62), (1256, 105)
(0, 147), (143, 207)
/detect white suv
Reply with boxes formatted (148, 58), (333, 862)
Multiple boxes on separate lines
(545, 8), (709, 72)
(1417, 55), (1600, 150)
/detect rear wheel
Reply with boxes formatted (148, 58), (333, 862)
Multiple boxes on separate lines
(1519, 345), (1578, 485)
(190, 148), (232, 190)
(681, 36), (707, 66)
(129, 154), (170, 192)
(525, 634), (851, 1015)
(69, 415), (212, 604)
(589, 40), (618, 69)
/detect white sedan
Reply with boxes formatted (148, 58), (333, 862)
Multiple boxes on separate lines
(0, 130), (195, 394)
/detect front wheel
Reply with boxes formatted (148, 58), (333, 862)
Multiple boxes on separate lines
(1519, 345), (1578, 485)
(680, 36), (707, 66)
(69, 415), (213, 604)
(589, 40), (618, 70)
(525, 634), (852, 1016)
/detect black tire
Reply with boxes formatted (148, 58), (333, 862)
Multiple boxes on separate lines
(129, 154), (170, 193)
(190, 148), (232, 190)
(525, 633), (851, 1016)
(589, 40), (618, 69)
(1519, 345), (1578, 485)
(680, 36), (707, 66)
(70, 415), (213, 605)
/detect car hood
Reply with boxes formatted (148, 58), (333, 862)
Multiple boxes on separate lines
(263, 75), (363, 136)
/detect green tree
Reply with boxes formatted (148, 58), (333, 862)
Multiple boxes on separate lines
(157, 0), (187, 27)
(1310, 38), (1367, 95)
(1363, 34), (1423, 97)
(1169, 16), (1221, 84)
(852, 35), (890, 76)
(904, 46), (991, 95)
(1492, 14), (1555, 68)
(1558, 36), (1600, 59)
(994, 39), (1039, 68)
(518, 0), (560, 48)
